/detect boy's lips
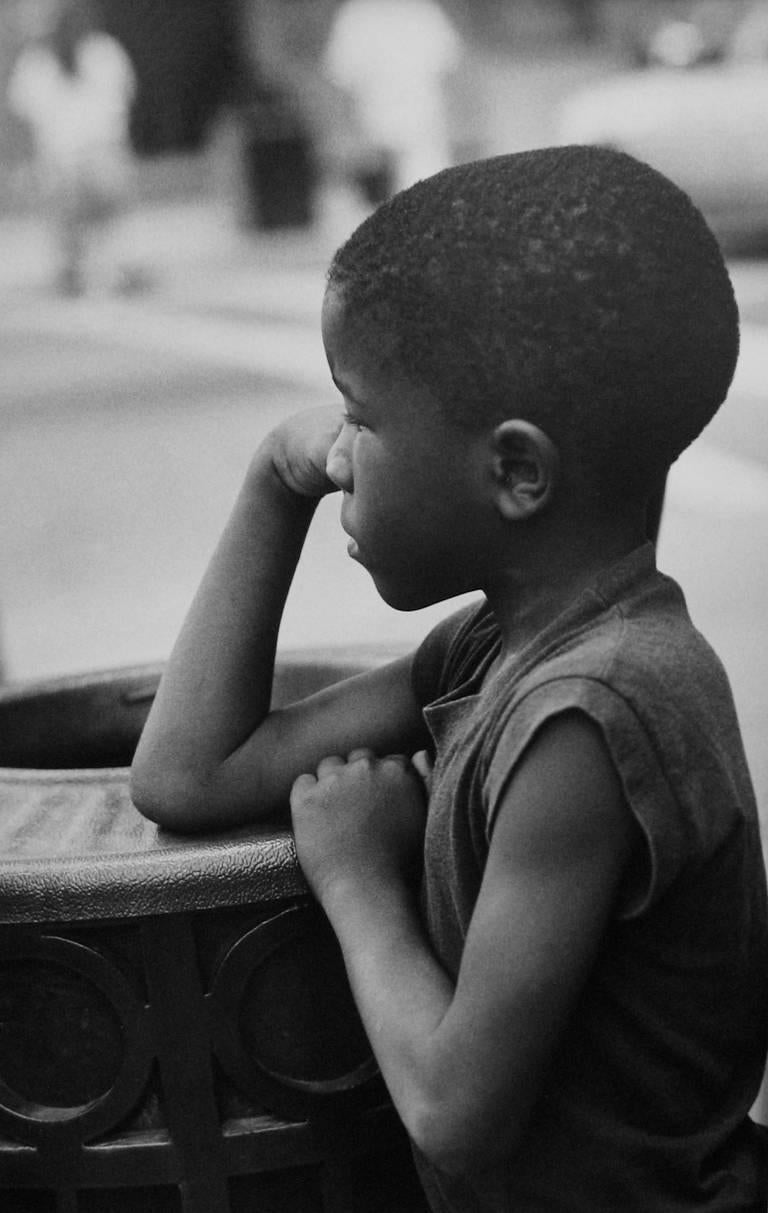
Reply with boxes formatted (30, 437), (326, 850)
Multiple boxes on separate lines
(340, 495), (369, 565)
(340, 517), (361, 562)
(343, 527), (362, 561)
(340, 501), (361, 558)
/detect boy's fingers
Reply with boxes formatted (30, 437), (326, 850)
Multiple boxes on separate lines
(411, 750), (433, 779)
(316, 754), (345, 777)
(382, 753), (410, 769)
(347, 747), (375, 762)
(290, 772), (317, 803)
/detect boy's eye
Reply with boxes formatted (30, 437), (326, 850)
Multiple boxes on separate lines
(342, 412), (366, 433)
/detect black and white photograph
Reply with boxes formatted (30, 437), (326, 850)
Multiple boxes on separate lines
(0, 3), (766, 1210)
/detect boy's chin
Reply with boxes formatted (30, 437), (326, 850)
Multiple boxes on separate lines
(371, 571), (454, 613)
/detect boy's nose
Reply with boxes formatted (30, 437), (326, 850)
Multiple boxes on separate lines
(326, 430), (354, 491)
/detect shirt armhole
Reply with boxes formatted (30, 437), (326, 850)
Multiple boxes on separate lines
(482, 678), (687, 919)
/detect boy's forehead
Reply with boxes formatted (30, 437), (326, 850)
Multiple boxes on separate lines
(320, 284), (349, 344)
(322, 284), (374, 339)
(322, 286), (399, 372)
(322, 287), (446, 425)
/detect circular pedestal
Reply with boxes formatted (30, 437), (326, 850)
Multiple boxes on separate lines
(0, 655), (426, 1213)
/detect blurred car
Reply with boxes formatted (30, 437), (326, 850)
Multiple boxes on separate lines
(558, 60), (768, 250)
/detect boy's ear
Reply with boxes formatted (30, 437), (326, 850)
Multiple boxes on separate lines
(490, 419), (560, 520)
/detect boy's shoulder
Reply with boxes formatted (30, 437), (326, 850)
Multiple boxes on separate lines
(521, 557), (733, 734)
(413, 544), (714, 714)
(496, 552), (740, 770)
(477, 552), (760, 909)
(415, 544), (753, 821)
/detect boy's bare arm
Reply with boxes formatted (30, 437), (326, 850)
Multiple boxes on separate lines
(291, 712), (638, 1176)
(130, 409), (428, 832)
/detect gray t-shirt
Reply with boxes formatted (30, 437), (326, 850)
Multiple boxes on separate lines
(411, 543), (768, 1212)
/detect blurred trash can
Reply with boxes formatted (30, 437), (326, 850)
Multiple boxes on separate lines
(241, 90), (316, 230)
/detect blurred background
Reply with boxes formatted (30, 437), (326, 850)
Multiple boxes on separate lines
(0, 0), (767, 837)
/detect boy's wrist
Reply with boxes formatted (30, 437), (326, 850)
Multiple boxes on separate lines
(319, 866), (416, 933)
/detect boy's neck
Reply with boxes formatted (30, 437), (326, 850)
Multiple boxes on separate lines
(485, 518), (648, 658)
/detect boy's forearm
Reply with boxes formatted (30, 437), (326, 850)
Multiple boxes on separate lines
(320, 875), (462, 1160)
(322, 876), (535, 1177)
(131, 447), (317, 823)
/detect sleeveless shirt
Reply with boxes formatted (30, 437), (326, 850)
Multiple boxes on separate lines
(410, 543), (768, 1212)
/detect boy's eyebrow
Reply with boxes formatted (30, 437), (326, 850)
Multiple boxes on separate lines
(330, 370), (367, 410)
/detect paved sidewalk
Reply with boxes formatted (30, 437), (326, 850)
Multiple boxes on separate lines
(0, 192), (333, 298)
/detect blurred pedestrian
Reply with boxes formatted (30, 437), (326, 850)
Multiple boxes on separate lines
(323, 0), (460, 204)
(7, 0), (138, 295)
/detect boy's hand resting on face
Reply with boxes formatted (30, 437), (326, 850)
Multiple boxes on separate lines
(290, 749), (431, 906)
(267, 406), (343, 499)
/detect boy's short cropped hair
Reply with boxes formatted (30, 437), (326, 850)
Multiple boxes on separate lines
(328, 145), (739, 505)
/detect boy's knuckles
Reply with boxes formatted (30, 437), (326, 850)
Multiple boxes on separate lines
(290, 772), (316, 797)
(382, 753), (410, 768)
(316, 754), (345, 777)
(269, 411), (344, 498)
(347, 747), (375, 762)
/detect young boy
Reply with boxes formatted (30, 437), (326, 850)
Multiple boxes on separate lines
(131, 146), (768, 1211)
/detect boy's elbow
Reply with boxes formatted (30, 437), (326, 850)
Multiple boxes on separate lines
(130, 749), (279, 833)
(129, 758), (209, 833)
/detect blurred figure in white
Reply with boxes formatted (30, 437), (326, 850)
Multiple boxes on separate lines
(646, 20), (708, 69)
(7, 0), (137, 295)
(324, 0), (460, 203)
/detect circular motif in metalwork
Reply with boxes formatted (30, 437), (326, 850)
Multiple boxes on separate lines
(0, 933), (152, 1143)
(209, 905), (378, 1120)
